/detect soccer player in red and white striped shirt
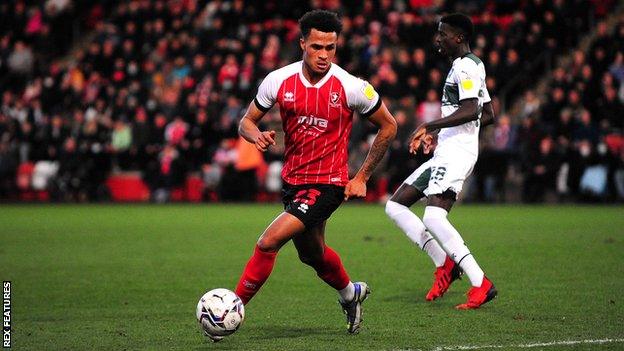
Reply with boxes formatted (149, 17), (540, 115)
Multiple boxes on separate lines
(234, 10), (396, 334)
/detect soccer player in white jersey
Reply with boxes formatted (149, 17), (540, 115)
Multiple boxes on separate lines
(234, 10), (397, 334)
(385, 13), (497, 309)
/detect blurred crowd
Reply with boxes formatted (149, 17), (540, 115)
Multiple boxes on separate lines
(475, 14), (624, 202)
(0, 0), (622, 203)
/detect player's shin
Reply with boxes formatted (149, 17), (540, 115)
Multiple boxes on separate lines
(385, 201), (446, 267)
(235, 245), (278, 304)
(422, 206), (485, 287)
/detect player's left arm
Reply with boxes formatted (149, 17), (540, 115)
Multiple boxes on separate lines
(345, 102), (397, 200)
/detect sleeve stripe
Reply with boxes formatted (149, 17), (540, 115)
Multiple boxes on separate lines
(361, 97), (382, 118)
(254, 98), (272, 113)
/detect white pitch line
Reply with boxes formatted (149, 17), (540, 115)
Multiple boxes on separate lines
(429, 338), (624, 351)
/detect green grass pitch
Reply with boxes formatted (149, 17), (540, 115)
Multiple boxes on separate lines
(1, 204), (623, 350)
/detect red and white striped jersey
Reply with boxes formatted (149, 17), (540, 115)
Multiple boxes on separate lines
(254, 61), (381, 186)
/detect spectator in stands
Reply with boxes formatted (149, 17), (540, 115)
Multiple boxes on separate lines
(7, 41), (34, 76)
(573, 109), (600, 145)
(234, 137), (263, 202)
(164, 116), (188, 147)
(111, 120), (132, 170)
(51, 137), (82, 201)
(482, 114), (517, 202)
(608, 51), (624, 86)
(596, 86), (624, 130)
(522, 136), (560, 202)
(614, 147), (624, 201)
(541, 87), (567, 132)
(152, 144), (186, 203)
(130, 107), (151, 170)
(213, 138), (239, 201)
(0, 140), (17, 199)
(416, 89), (441, 124)
(520, 90), (541, 119)
(385, 110), (418, 193)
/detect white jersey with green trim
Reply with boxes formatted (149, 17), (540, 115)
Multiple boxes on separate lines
(437, 52), (491, 157)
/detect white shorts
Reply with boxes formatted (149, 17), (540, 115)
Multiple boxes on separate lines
(403, 149), (477, 198)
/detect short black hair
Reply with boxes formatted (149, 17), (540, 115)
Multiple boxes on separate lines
(440, 13), (474, 40)
(299, 10), (342, 39)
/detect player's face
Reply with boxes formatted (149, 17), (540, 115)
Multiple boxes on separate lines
(435, 22), (461, 57)
(300, 29), (337, 75)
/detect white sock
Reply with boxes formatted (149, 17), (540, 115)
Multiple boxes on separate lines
(423, 206), (485, 287)
(385, 201), (446, 267)
(339, 282), (355, 303)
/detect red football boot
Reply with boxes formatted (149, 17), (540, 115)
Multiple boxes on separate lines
(455, 276), (497, 310)
(426, 256), (462, 301)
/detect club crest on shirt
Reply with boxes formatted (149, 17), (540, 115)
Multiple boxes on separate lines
(284, 91), (294, 102)
(329, 91), (341, 107)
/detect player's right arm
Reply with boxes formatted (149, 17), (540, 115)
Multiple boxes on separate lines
(238, 102), (276, 152)
(239, 71), (280, 152)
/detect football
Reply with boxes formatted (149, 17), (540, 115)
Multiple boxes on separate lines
(196, 288), (245, 342)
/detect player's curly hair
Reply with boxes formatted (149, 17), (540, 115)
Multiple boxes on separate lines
(441, 13), (474, 40)
(299, 10), (342, 39)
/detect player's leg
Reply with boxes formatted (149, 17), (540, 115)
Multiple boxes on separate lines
(293, 221), (352, 301)
(385, 166), (460, 301)
(235, 212), (305, 305)
(386, 183), (447, 269)
(293, 222), (370, 334)
(422, 192), (497, 309)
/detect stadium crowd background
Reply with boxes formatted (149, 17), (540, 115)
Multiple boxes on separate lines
(0, 0), (623, 203)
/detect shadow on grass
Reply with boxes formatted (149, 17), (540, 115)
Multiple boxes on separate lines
(253, 324), (337, 339)
(192, 325), (337, 350)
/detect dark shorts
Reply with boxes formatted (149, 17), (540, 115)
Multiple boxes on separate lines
(281, 182), (345, 229)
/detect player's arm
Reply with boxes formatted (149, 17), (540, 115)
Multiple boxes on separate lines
(238, 101), (276, 152)
(416, 61), (483, 136)
(427, 97), (479, 131)
(409, 98), (478, 154)
(345, 102), (397, 200)
(480, 101), (495, 127)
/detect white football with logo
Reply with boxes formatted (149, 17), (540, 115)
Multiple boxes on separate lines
(196, 288), (245, 341)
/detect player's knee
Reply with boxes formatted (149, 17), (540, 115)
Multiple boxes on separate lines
(256, 237), (281, 252)
(422, 205), (448, 228)
(385, 200), (406, 218)
(298, 252), (322, 267)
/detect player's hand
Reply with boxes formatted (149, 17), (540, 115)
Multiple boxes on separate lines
(409, 125), (436, 154)
(344, 176), (367, 201)
(421, 133), (437, 155)
(255, 130), (276, 152)
(408, 126), (427, 154)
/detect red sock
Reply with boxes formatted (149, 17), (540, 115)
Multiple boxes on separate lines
(235, 245), (278, 305)
(314, 245), (350, 290)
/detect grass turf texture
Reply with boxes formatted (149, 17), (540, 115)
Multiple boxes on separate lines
(1, 204), (623, 350)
